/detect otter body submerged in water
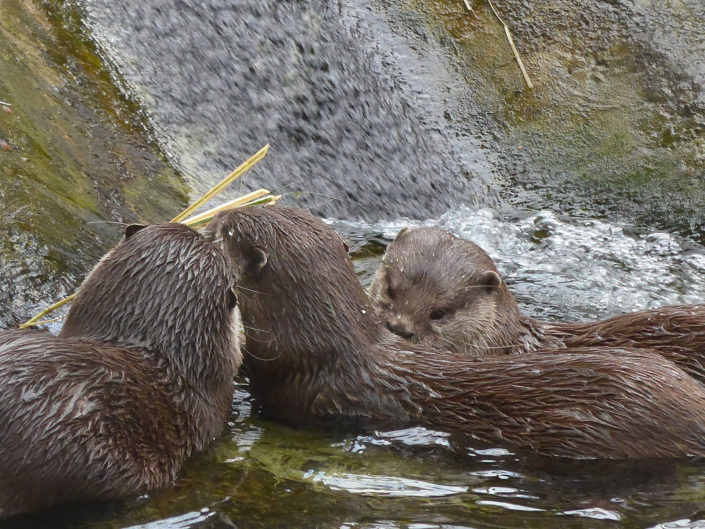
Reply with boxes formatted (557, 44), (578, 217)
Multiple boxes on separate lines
(369, 227), (705, 382)
(0, 223), (241, 518)
(210, 206), (705, 459)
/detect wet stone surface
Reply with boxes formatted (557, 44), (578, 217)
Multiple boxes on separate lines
(78, 0), (503, 220)
(0, 1), (188, 327)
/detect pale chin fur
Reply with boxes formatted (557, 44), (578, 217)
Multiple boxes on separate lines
(230, 306), (244, 367)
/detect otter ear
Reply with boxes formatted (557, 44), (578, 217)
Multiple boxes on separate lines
(479, 271), (502, 291)
(125, 224), (147, 239)
(227, 287), (239, 310)
(396, 227), (411, 239)
(245, 246), (268, 279)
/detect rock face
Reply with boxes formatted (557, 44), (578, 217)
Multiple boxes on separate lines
(0, 1), (188, 328)
(409, 0), (705, 234)
(5, 0), (705, 325)
(78, 0), (705, 233)
(77, 0), (502, 219)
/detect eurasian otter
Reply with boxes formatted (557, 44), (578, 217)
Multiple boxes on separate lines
(209, 205), (705, 459)
(369, 227), (705, 382)
(0, 223), (241, 518)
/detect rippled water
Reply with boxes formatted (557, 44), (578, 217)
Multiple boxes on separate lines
(337, 207), (705, 321)
(76, 0), (500, 220)
(11, 386), (705, 529)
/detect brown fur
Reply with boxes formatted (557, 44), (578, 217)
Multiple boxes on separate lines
(210, 206), (705, 459)
(369, 226), (522, 355)
(0, 223), (241, 518)
(369, 227), (705, 383)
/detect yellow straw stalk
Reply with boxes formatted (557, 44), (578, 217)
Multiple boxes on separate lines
(20, 144), (272, 329)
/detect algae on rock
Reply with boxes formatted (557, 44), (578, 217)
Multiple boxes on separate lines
(0, 0), (189, 327)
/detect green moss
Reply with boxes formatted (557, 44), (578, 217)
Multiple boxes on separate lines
(0, 0), (189, 325)
(122, 167), (192, 223)
(382, 0), (705, 233)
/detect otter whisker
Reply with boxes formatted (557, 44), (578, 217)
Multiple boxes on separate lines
(234, 284), (268, 296)
(278, 189), (359, 211)
(241, 322), (270, 333)
(243, 330), (282, 345)
(239, 341), (283, 362)
(86, 221), (130, 226)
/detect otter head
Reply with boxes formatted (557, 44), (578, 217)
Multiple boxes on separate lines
(369, 226), (521, 355)
(209, 206), (380, 367)
(61, 223), (242, 379)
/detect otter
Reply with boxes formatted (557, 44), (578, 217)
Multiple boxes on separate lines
(209, 205), (705, 459)
(0, 223), (241, 518)
(369, 226), (519, 355)
(369, 226), (705, 382)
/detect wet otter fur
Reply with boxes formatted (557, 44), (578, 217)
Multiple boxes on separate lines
(210, 205), (705, 459)
(369, 226), (705, 382)
(0, 223), (241, 518)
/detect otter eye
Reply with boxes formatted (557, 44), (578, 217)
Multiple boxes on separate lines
(227, 288), (238, 310)
(430, 309), (446, 320)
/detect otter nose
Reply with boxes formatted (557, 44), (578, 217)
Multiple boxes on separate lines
(386, 317), (415, 340)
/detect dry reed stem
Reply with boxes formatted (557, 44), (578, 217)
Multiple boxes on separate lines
(184, 193), (281, 228)
(183, 189), (271, 226)
(19, 294), (76, 329)
(22, 316), (66, 327)
(183, 195), (281, 228)
(485, 0), (533, 88)
(464, 0), (533, 89)
(20, 145), (272, 328)
(250, 195), (282, 207)
(171, 144), (270, 222)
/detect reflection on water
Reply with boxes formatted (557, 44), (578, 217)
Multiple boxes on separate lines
(650, 521), (705, 529)
(7, 315), (698, 529)
(312, 473), (468, 497)
(561, 507), (622, 522)
(64, 384), (705, 529)
(122, 510), (215, 529)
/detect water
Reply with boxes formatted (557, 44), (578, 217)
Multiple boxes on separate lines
(10, 390), (705, 528)
(75, 0), (705, 231)
(77, 0), (501, 220)
(3, 0), (705, 526)
(8, 211), (705, 528)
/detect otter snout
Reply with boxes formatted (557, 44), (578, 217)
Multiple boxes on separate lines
(386, 316), (415, 339)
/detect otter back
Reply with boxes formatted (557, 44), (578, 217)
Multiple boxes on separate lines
(211, 206), (705, 459)
(0, 331), (186, 515)
(0, 223), (241, 517)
